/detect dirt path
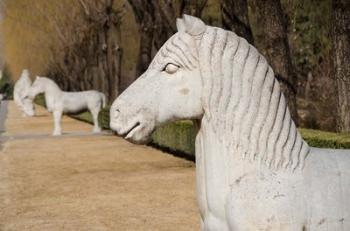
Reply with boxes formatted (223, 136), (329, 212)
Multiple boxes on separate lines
(0, 102), (199, 231)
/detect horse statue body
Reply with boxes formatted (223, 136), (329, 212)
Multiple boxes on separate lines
(110, 15), (350, 230)
(13, 69), (35, 117)
(27, 76), (106, 135)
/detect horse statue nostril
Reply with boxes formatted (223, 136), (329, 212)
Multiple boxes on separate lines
(114, 108), (120, 118)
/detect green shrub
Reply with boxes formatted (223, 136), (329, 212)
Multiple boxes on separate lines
(151, 120), (196, 156)
(300, 128), (350, 149)
(152, 123), (350, 156)
(71, 107), (110, 130)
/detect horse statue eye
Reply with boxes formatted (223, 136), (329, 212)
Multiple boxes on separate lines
(164, 63), (179, 74)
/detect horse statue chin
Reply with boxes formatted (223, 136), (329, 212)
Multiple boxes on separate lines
(27, 76), (106, 136)
(110, 15), (350, 230)
(13, 69), (35, 117)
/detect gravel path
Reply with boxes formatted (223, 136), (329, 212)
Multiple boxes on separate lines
(0, 101), (199, 231)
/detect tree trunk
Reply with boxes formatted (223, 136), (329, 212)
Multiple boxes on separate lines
(220, 0), (254, 44)
(250, 0), (298, 123)
(332, 0), (350, 132)
(128, 0), (155, 77)
(151, 1), (177, 50)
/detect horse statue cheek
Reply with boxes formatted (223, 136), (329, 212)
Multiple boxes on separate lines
(110, 15), (350, 231)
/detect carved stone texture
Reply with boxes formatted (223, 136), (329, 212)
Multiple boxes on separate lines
(110, 15), (350, 231)
(27, 77), (106, 136)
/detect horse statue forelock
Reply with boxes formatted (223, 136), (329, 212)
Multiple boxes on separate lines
(196, 24), (309, 171)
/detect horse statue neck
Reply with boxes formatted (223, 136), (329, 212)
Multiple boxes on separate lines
(41, 77), (62, 96)
(40, 78), (63, 111)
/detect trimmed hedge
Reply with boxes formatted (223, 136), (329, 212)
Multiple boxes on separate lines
(151, 120), (196, 156)
(299, 128), (350, 149)
(34, 95), (350, 156)
(71, 108), (350, 155)
(71, 107), (110, 130)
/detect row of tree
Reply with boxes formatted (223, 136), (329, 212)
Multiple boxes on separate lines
(1, 0), (349, 133)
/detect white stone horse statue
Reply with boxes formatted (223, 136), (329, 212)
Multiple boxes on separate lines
(27, 76), (106, 135)
(13, 69), (35, 117)
(110, 15), (350, 230)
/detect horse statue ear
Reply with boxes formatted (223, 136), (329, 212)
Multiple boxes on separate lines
(176, 15), (206, 36)
(182, 14), (206, 36)
(176, 18), (186, 33)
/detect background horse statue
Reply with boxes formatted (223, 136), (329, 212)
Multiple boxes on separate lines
(110, 15), (350, 230)
(28, 76), (106, 136)
(13, 69), (35, 117)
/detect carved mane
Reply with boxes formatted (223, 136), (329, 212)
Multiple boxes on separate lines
(197, 26), (309, 170)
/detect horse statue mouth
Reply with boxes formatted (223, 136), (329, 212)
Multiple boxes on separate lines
(111, 119), (152, 144)
(121, 121), (141, 139)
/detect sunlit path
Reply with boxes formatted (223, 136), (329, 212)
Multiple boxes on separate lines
(0, 101), (199, 231)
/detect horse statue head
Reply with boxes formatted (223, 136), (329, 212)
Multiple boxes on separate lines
(111, 14), (308, 169)
(110, 15), (204, 144)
